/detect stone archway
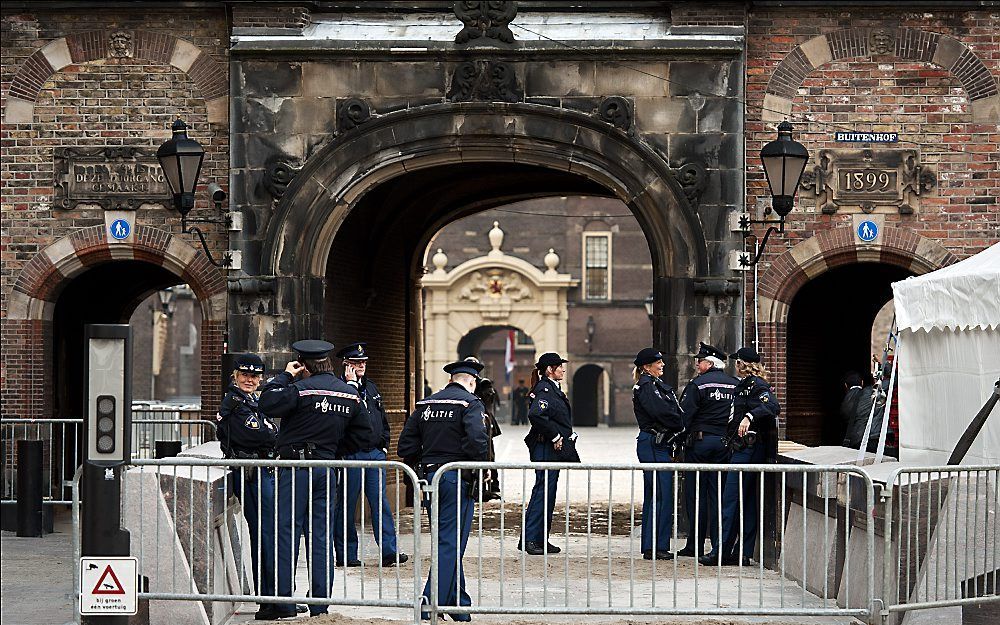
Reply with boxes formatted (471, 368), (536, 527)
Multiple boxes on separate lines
(421, 222), (577, 390)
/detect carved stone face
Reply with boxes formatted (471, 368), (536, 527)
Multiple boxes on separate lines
(108, 31), (133, 58)
(870, 29), (894, 56)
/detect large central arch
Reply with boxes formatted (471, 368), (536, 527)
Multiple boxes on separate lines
(244, 102), (723, 414)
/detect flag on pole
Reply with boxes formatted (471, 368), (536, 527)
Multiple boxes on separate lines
(505, 330), (515, 384)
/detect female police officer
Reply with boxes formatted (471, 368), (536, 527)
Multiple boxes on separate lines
(217, 353), (280, 620)
(700, 346), (780, 566)
(632, 348), (685, 561)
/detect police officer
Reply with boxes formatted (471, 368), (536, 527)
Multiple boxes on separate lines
(218, 354), (280, 620)
(632, 348), (685, 561)
(332, 342), (408, 568)
(397, 359), (489, 622)
(258, 340), (375, 618)
(677, 342), (737, 559)
(520, 352), (576, 556)
(702, 346), (780, 566)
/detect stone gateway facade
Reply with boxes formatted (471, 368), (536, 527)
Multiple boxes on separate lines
(2, 2), (998, 451)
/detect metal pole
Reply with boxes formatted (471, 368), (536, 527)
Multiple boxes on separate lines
(16, 439), (45, 537)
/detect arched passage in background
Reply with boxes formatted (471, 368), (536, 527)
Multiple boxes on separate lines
(572, 364), (608, 427)
(785, 263), (913, 445)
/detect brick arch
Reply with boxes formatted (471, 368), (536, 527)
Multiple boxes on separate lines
(762, 27), (1000, 123)
(7, 225), (227, 322)
(757, 226), (958, 325)
(4, 29), (227, 124)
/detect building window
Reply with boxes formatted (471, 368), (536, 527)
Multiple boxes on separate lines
(583, 232), (611, 300)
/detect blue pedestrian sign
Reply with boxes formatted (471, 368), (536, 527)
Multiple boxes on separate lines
(857, 220), (878, 242)
(109, 219), (131, 240)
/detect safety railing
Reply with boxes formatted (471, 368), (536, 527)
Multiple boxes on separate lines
(424, 462), (876, 623)
(880, 465), (999, 619)
(1, 418), (83, 505)
(119, 457), (424, 622)
(129, 418), (217, 459)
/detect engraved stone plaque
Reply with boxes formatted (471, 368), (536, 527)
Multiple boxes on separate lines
(54, 146), (170, 210)
(799, 148), (935, 215)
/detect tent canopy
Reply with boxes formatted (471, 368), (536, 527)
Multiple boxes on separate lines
(892, 242), (1000, 332)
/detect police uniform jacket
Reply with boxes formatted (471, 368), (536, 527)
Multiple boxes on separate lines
(342, 375), (391, 453)
(259, 371), (376, 460)
(680, 367), (739, 436)
(727, 375), (780, 439)
(218, 383), (277, 458)
(525, 377), (573, 446)
(632, 373), (684, 434)
(396, 382), (489, 465)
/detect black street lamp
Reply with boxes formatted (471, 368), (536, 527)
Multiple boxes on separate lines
(156, 287), (176, 318)
(739, 121), (809, 266)
(644, 293), (654, 320)
(157, 119), (232, 267)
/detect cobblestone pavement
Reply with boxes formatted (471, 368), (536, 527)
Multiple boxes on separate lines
(1, 509), (76, 625)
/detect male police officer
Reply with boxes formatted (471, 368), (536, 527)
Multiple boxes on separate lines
(259, 340), (375, 618)
(397, 360), (489, 622)
(677, 342), (737, 558)
(333, 342), (408, 568)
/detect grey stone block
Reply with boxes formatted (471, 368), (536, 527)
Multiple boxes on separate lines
(668, 61), (732, 97)
(243, 62), (302, 97)
(376, 62), (446, 97)
(524, 61), (596, 97)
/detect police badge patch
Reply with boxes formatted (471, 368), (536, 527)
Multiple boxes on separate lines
(244, 415), (260, 429)
(538, 399), (549, 411)
(760, 394), (769, 402)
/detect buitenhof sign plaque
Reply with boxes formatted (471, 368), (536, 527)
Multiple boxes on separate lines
(54, 146), (171, 210)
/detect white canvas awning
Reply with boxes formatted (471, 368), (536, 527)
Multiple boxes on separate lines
(891, 243), (1000, 465)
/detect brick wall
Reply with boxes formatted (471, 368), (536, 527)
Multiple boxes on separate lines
(1, 7), (230, 419)
(746, 8), (1000, 440)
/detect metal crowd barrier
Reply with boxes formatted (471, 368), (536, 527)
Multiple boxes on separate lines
(880, 465), (999, 620)
(1, 418), (83, 505)
(129, 418), (217, 459)
(426, 462), (876, 623)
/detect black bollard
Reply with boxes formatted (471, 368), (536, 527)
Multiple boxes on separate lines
(16, 439), (44, 537)
(154, 440), (182, 459)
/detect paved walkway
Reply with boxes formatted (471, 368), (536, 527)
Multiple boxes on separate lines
(1, 508), (76, 625)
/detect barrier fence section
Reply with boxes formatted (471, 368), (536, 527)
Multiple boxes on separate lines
(121, 457), (424, 622)
(2, 418), (83, 505)
(881, 465), (999, 618)
(427, 462), (876, 624)
(130, 418), (217, 459)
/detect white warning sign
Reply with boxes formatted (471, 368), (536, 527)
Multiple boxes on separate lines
(80, 557), (137, 615)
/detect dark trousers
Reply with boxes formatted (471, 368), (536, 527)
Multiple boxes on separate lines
(683, 434), (728, 554)
(719, 441), (766, 559)
(523, 442), (559, 544)
(423, 469), (474, 622)
(276, 467), (335, 616)
(334, 448), (399, 562)
(232, 467), (277, 606)
(636, 431), (674, 553)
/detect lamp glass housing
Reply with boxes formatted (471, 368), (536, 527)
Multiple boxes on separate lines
(156, 119), (205, 216)
(760, 121), (809, 217)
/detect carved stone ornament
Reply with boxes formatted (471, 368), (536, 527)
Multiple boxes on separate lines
(869, 28), (895, 56)
(799, 148), (935, 215)
(108, 30), (134, 59)
(53, 146), (170, 210)
(337, 98), (371, 132)
(454, 1), (518, 45)
(457, 268), (532, 320)
(446, 60), (523, 103)
(261, 154), (302, 201)
(669, 162), (708, 209)
(598, 96), (633, 132)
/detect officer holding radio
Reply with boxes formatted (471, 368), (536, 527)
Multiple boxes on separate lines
(259, 339), (375, 618)
(700, 346), (780, 566)
(218, 353), (280, 620)
(632, 348), (685, 561)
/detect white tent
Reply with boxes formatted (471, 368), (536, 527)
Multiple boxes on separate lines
(891, 242), (1000, 465)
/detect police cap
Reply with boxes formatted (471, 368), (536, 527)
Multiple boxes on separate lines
(633, 348), (663, 367)
(444, 359), (485, 378)
(536, 352), (568, 369)
(695, 342), (727, 361)
(730, 346), (761, 363)
(336, 342), (368, 360)
(234, 353), (265, 373)
(291, 339), (335, 359)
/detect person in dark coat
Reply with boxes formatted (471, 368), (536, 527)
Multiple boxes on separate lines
(217, 353), (281, 620)
(512, 379), (530, 426)
(258, 339), (376, 618)
(397, 359), (490, 622)
(840, 370), (886, 452)
(677, 342), (737, 558)
(467, 357), (503, 501)
(520, 352), (577, 556)
(700, 347), (780, 566)
(632, 348), (685, 561)
(332, 342), (408, 568)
